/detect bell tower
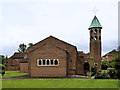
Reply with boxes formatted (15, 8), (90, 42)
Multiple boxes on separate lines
(89, 16), (102, 70)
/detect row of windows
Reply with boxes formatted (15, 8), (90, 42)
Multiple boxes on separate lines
(37, 59), (59, 66)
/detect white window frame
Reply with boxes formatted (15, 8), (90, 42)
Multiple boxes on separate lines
(15, 59), (18, 61)
(37, 59), (59, 66)
(94, 63), (98, 66)
(54, 59), (59, 66)
(46, 59), (50, 65)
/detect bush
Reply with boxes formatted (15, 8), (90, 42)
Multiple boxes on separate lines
(0, 64), (6, 76)
(94, 72), (110, 79)
(102, 59), (109, 70)
(111, 52), (120, 79)
(91, 66), (97, 76)
(102, 64), (108, 70)
(107, 68), (116, 79)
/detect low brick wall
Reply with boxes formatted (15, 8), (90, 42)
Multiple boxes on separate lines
(6, 66), (20, 71)
(20, 63), (28, 73)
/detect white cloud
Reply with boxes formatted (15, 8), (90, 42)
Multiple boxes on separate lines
(0, 1), (118, 56)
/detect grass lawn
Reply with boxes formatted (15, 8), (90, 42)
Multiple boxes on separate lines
(2, 71), (120, 88)
(2, 79), (119, 88)
(2, 71), (28, 78)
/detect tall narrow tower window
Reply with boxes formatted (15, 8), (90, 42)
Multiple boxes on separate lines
(99, 30), (101, 33)
(94, 29), (97, 33)
(94, 36), (97, 40)
(90, 30), (93, 34)
(91, 36), (93, 40)
(99, 36), (101, 40)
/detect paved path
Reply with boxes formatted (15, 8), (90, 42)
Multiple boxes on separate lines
(2, 75), (91, 80)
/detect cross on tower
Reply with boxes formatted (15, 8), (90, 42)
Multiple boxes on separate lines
(92, 7), (98, 15)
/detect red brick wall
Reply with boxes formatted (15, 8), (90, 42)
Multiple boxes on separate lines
(89, 28), (101, 70)
(29, 44), (67, 77)
(20, 63), (28, 73)
(7, 57), (23, 71)
(28, 36), (77, 76)
(103, 56), (115, 61)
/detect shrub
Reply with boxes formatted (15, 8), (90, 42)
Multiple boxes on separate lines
(111, 52), (120, 79)
(94, 72), (110, 79)
(102, 59), (109, 70)
(0, 64), (6, 76)
(107, 68), (116, 79)
(91, 66), (97, 76)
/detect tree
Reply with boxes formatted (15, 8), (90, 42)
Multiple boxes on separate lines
(102, 59), (109, 70)
(117, 46), (120, 52)
(112, 51), (120, 79)
(0, 64), (6, 76)
(0, 55), (7, 76)
(18, 43), (27, 53)
(28, 43), (33, 47)
(0, 55), (7, 66)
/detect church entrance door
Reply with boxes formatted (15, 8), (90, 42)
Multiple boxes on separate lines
(84, 62), (89, 76)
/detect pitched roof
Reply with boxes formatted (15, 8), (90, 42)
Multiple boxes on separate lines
(20, 58), (28, 63)
(11, 52), (28, 59)
(28, 35), (77, 52)
(102, 49), (118, 57)
(89, 16), (102, 29)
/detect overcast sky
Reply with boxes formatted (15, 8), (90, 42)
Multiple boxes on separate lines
(0, 0), (119, 57)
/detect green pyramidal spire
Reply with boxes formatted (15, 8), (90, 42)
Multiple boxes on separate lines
(89, 16), (102, 29)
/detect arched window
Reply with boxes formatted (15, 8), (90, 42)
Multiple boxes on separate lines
(51, 60), (54, 65)
(94, 36), (97, 40)
(47, 59), (49, 65)
(90, 30), (93, 34)
(91, 36), (93, 40)
(43, 60), (45, 65)
(37, 59), (59, 66)
(39, 60), (41, 65)
(94, 63), (98, 66)
(55, 59), (58, 65)
(99, 36), (101, 40)
(99, 30), (101, 33)
(94, 29), (97, 33)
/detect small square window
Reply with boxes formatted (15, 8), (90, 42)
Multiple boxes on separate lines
(15, 59), (18, 61)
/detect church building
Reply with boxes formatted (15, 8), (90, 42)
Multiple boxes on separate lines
(7, 15), (102, 78)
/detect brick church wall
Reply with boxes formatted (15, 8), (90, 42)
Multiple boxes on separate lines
(29, 43), (67, 77)
(28, 36), (78, 76)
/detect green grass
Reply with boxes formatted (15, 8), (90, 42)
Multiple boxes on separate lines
(2, 79), (119, 88)
(2, 71), (120, 88)
(2, 71), (28, 78)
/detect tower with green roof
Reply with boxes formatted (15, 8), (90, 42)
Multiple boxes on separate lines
(89, 15), (102, 70)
